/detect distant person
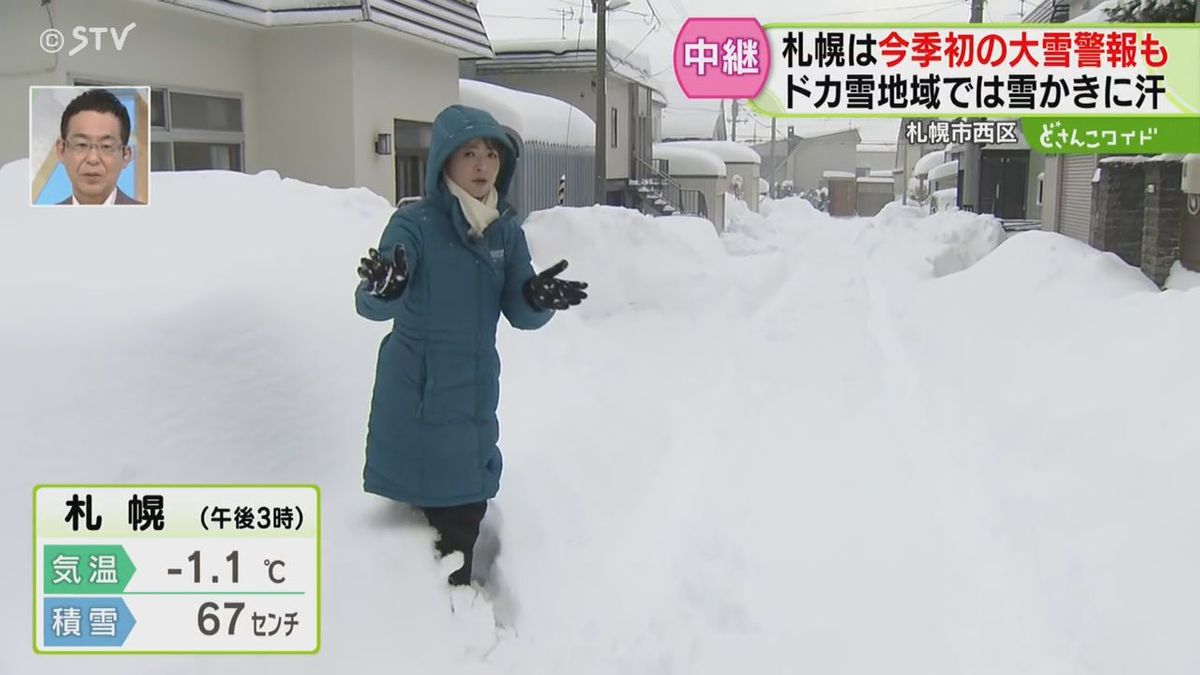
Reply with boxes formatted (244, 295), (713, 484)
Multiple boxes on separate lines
(55, 89), (144, 205)
(355, 105), (588, 591)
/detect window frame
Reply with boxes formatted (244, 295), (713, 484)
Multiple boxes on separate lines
(74, 75), (246, 172)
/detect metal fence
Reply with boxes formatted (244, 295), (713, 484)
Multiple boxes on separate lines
(508, 142), (595, 216)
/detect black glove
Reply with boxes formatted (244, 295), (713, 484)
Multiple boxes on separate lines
(357, 245), (408, 299)
(523, 259), (588, 311)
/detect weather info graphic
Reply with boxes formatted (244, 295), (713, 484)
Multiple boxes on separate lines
(33, 485), (320, 653)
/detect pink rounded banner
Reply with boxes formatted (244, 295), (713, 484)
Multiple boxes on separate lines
(673, 18), (770, 99)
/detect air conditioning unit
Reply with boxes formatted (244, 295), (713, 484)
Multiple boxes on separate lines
(1182, 154), (1200, 195)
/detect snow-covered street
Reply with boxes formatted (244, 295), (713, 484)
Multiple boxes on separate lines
(3, 160), (1199, 674)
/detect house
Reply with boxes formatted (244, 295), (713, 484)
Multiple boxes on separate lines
(947, 124), (1045, 224)
(652, 144), (727, 231)
(1, 0), (494, 206)
(459, 37), (667, 209)
(752, 127), (860, 196)
(895, 118), (948, 205)
(1025, 0), (1114, 238)
(856, 143), (898, 175)
(660, 140), (762, 212)
(458, 79), (595, 215)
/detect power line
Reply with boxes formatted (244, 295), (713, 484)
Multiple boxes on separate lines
(795, 0), (966, 19)
(906, 0), (966, 21)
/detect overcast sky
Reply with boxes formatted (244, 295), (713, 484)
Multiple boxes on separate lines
(476, 0), (1035, 141)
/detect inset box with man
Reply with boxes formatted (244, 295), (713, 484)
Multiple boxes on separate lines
(30, 86), (150, 206)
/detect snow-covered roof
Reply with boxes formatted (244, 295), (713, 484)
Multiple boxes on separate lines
(928, 160), (959, 182)
(652, 144), (726, 177)
(161, 0), (493, 57)
(823, 170), (855, 179)
(485, 37), (664, 97)
(869, 169), (895, 178)
(913, 150), (946, 177)
(491, 37), (651, 74)
(856, 176), (894, 184)
(660, 141), (761, 165)
(857, 143), (897, 154)
(1069, 0), (1119, 22)
(459, 79), (594, 148)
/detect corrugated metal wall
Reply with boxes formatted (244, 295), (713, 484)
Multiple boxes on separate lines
(508, 142), (595, 217)
(1058, 155), (1097, 243)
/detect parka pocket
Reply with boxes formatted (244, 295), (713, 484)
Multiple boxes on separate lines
(420, 344), (478, 423)
(377, 333), (426, 418)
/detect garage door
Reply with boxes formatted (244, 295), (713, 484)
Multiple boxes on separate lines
(1058, 155), (1097, 243)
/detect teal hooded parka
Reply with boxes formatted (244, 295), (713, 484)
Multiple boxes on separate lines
(357, 105), (554, 507)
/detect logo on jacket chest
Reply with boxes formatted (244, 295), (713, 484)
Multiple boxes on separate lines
(489, 248), (504, 264)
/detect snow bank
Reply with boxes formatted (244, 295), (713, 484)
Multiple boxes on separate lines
(1166, 260), (1200, 290)
(460, 79), (594, 148)
(893, 232), (1200, 675)
(4, 153), (1199, 675)
(521, 206), (728, 317)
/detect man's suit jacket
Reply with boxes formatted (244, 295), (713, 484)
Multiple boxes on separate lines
(57, 189), (145, 205)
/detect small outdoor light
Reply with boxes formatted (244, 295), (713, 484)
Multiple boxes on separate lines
(374, 133), (392, 156)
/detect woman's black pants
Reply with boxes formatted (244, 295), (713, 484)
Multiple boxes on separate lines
(421, 501), (488, 586)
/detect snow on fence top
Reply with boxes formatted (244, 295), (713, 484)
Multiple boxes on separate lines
(913, 150), (946, 177)
(660, 140), (761, 165)
(459, 79), (595, 148)
(1099, 155), (1151, 164)
(653, 144), (727, 177)
(823, 170), (856, 179)
(929, 160), (959, 183)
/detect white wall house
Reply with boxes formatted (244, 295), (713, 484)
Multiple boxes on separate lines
(0, 0), (493, 205)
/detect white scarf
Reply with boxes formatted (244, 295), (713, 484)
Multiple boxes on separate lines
(444, 176), (500, 239)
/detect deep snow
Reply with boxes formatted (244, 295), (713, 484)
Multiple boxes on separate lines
(2, 159), (1199, 674)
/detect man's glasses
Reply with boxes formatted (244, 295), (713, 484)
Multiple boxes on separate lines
(64, 140), (125, 157)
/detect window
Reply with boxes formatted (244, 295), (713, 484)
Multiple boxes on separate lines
(174, 142), (242, 171)
(611, 107), (618, 148)
(75, 79), (245, 172)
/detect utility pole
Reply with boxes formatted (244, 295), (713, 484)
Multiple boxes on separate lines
(961, 0), (985, 212)
(769, 118), (777, 198)
(730, 99), (739, 142)
(595, 0), (607, 205)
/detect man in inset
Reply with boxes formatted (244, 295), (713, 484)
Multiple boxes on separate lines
(55, 89), (144, 205)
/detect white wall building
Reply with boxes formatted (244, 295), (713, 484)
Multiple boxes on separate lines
(1, 0), (493, 205)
